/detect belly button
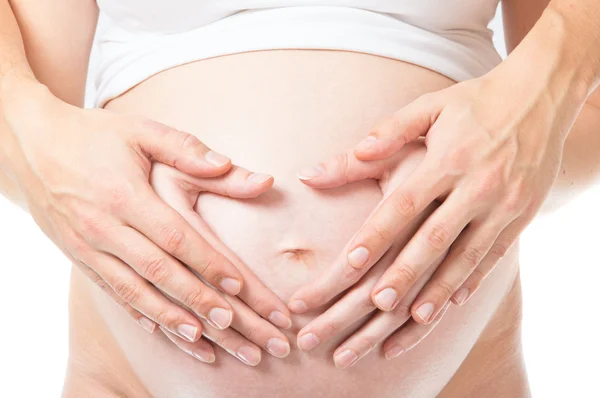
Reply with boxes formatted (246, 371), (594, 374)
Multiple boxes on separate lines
(280, 249), (316, 266)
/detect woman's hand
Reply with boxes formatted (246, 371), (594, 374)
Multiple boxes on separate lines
(289, 51), (585, 326)
(0, 83), (292, 344)
(148, 163), (292, 365)
(290, 142), (450, 367)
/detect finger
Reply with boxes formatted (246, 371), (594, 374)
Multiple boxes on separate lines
(102, 225), (235, 330)
(226, 295), (291, 359)
(82, 251), (204, 342)
(354, 94), (442, 161)
(178, 207), (293, 329)
(73, 261), (157, 334)
(123, 184), (244, 296)
(202, 320), (263, 367)
(289, 162), (446, 312)
(132, 118), (232, 177)
(409, 217), (505, 324)
(296, 149), (399, 187)
(383, 302), (451, 360)
(329, 259), (439, 368)
(160, 326), (216, 363)
(370, 191), (473, 313)
(451, 219), (522, 306)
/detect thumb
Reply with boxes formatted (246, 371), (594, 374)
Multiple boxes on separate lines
(354, 93), (442, 161)
(297, 150), (398, 189)
(134, 119), (232, 177)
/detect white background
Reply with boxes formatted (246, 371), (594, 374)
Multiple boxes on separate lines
(1, 7), (599, 398)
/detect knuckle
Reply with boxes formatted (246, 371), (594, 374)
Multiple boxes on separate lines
(433, 280), (456, 299)
(79, 214), (105, 238)
(181, 287), (206, 311)
(424, 224), (450, 252)
(490, 240), (510, 259)
(161, 226), (186, 256)
(333, 152), (351, 182)
(243, 326), (260, 343)
(387, 264), (418, 290)
(154, 310), (170, 327)
(394, 302), (412, 318)
(197, 253), (218, 276)
(212, 334), (233, 348)
(341, 264), (365, 284)
(359, 296), (377, 313)
(105, 184), (133, 212)
(180, 131), (202, 150)
(249, 296), (267, 313)
(322, 322), (340, 338)
(470, 267), (487, 283)
(371, 223), (394, 243)
(65, 235), (89, 259)
(460, 246), (485, 269)
(140, 256), (171, 285)
(114, 280), (142, 305)
(390, 191), (418, 218)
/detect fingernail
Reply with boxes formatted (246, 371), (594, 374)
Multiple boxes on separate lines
(385, 346), (405, 360)
(237, 346), (261, 366)
(297, 333), (320, 351)
(374, 288), (398, 311)
(356, 135), (377, 151)
(348, 246), (370, 268)
(288, 299), (309, 314)
(139, 317), (156, 333)
(454, 288), (469, 305)
(205, 150), (230, 167)
(416, 303), (435, 323)
(177, 324), (198, 342)
(266, 338), (291, 358)
(208, 308), (232, 329)
(334, 349), (359, 369)
(193, 348), (216, 363)
(220, 277), (242, 295)
(269, 311), (293, 329)
(297, 165), (324, 180)
(248, 173), (272, 184)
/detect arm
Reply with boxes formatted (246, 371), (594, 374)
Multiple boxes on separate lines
(503, 0), (600, 212)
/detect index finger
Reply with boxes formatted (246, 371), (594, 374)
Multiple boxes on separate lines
(288, 162), (446, 312)
(123, 184), (244, 295)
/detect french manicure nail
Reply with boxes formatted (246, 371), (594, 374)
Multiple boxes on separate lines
(248, 173), (272, 184)
(297, 333), (320, 351)
(334, 349), (359, 369)
(454, 288), (469, 305)
(193, 348), (216, 363)
(374, 288), (398, 311)
(348, 246), (369, 268)
(269, 311), (293, 329)
(297, 165), (324, 180)
(288, 299), (309, 313)
(356, 135), (377, 151)
(208, 308), (232, 329)
(385, 346), (405, 360)
(416, 303), (435, 323)
(177, 324), (198, 342)
(205, 150), (230, 167)
(139, 317), (156, 333)
(266, 338), (291, 358)
(220, 277), (242, 295)
(237, 346), (261, 366)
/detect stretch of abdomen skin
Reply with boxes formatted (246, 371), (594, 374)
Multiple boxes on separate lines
(74, 50), (521, 398)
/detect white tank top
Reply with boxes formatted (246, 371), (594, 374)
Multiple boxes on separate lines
(94, 1), (502, 107)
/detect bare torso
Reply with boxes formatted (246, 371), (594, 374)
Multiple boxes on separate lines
(65, 50), (526, 398)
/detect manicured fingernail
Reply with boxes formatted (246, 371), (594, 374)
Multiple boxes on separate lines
(297, 333), (320, 351)
(208, 308), (232, 329)
(177, 324), (198, 342)
(454, 288), (469, 305)
(193, 348), (216, 363)
(348, 246), (369, 268)
(416, 303), (435, 323)
(237, 346), (261, 366)
(334, 349), (359, 369)
(288, 299), (309, 313)
(139, 317), (156, 333)
(297, 165), (324, 180)
(269, 311), (293, 329)
(220, 278), (242, 295)
(248, 173), (272, 184)
(266, 338), (291, 358)
(385, 346), (405, 360)
(205, 150), (230, 167)
(356, 135), (377, 151)
(374, 288), (398, 311)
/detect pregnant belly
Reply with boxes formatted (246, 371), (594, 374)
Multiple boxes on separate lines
(74, 50), (520, 398)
